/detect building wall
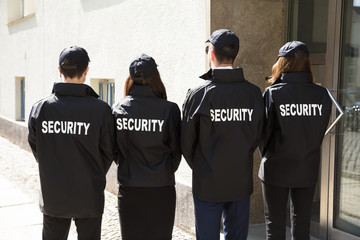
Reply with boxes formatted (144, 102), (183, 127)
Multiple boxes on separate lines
(210, 0), (285, 223)
(0, 0), (209, 120)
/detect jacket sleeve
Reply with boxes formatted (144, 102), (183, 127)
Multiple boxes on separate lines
(168, 104), (182, 172)
(112, 106), (127, 169)
(28, 104), (40, 162)
(259, 88), (275, 156)
(181, 88), (201, 169)
(100, 106), (115, 173)
(254, 89), (265, 151)
(28, 101), (44, 162)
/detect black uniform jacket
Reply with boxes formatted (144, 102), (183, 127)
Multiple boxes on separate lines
(259, 72), (332, 188)
(182, 68), (264, 202)
(112, 85), (181, 187)
(28, 83), (115, 218)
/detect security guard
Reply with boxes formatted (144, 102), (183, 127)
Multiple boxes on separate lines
(182, 29), (264, 240)
(259, 41), (332, 240)
(113, 54), (181, 240)
(28, 46), (115, 240)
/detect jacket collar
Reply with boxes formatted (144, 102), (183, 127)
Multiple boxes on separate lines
(129, 85), (156, 98)
(281, 72), (313, 83)
(199, 68), (246, 83)
(52, 82), (99, 97)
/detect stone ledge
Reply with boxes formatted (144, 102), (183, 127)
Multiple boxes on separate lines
(0, 116), (30, 152)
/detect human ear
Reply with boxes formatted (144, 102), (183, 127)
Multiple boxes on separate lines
(210, 49), (216, 61)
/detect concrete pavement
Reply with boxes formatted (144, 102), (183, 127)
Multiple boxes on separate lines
(0, 175), (42, 239)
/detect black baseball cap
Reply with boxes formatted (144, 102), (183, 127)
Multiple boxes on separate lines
(206, 29), (239, 52)
(59, 46), (90, 70)
(278, 41), (309, 58)
(129, 54), (158, 80)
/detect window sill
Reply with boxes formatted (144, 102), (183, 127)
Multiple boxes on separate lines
(7, 13), (36, 27)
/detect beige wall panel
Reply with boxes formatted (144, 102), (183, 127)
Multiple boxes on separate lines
(210, 0), (285, 224)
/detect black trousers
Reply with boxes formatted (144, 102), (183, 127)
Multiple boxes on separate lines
(118, 186), (176, 240)
(261, 182), (316, 240)
(42, 214), (102, 240)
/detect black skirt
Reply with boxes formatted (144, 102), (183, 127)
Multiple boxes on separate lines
(118, 185), (176, 240)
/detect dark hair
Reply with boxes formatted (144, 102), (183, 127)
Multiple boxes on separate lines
(212, 44), (238, 64)
(60, 59), (88, 79)
(124, 69), (167, 100)
(268, 50), (313, 84)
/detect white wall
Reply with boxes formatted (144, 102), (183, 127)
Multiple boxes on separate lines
(0, 0), (208, 122)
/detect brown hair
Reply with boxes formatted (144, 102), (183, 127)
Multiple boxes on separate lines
(212, 44), (238, 64)
(124, 69), (167, 100)
(267, 50), (313, 85)
(60, 59), (89, 79)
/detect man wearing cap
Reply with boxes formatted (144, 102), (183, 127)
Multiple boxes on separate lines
(182, 29), (264, 239)
(28, 46), (115, 239)
(259, 41), (332, 239)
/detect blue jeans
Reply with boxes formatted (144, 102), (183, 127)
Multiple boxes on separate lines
(194, 196), (250, 240)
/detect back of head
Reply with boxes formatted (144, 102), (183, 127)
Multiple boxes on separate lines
(59, 46), (90, 79)
(268, 41), (313, 84)
(125, 54), (167, 100)
(206, 29), (239, 64)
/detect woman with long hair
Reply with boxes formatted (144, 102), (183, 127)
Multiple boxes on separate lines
(259, 41), (332, 239)
(112, 54), (181, 240)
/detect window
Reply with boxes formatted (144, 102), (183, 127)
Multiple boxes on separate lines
(289, 0), (329, 54)
(99, 82), (115, 106)
(90, 79), (115, 106)
(7, 0), (35, 24)
(15, 77), (25, 121)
